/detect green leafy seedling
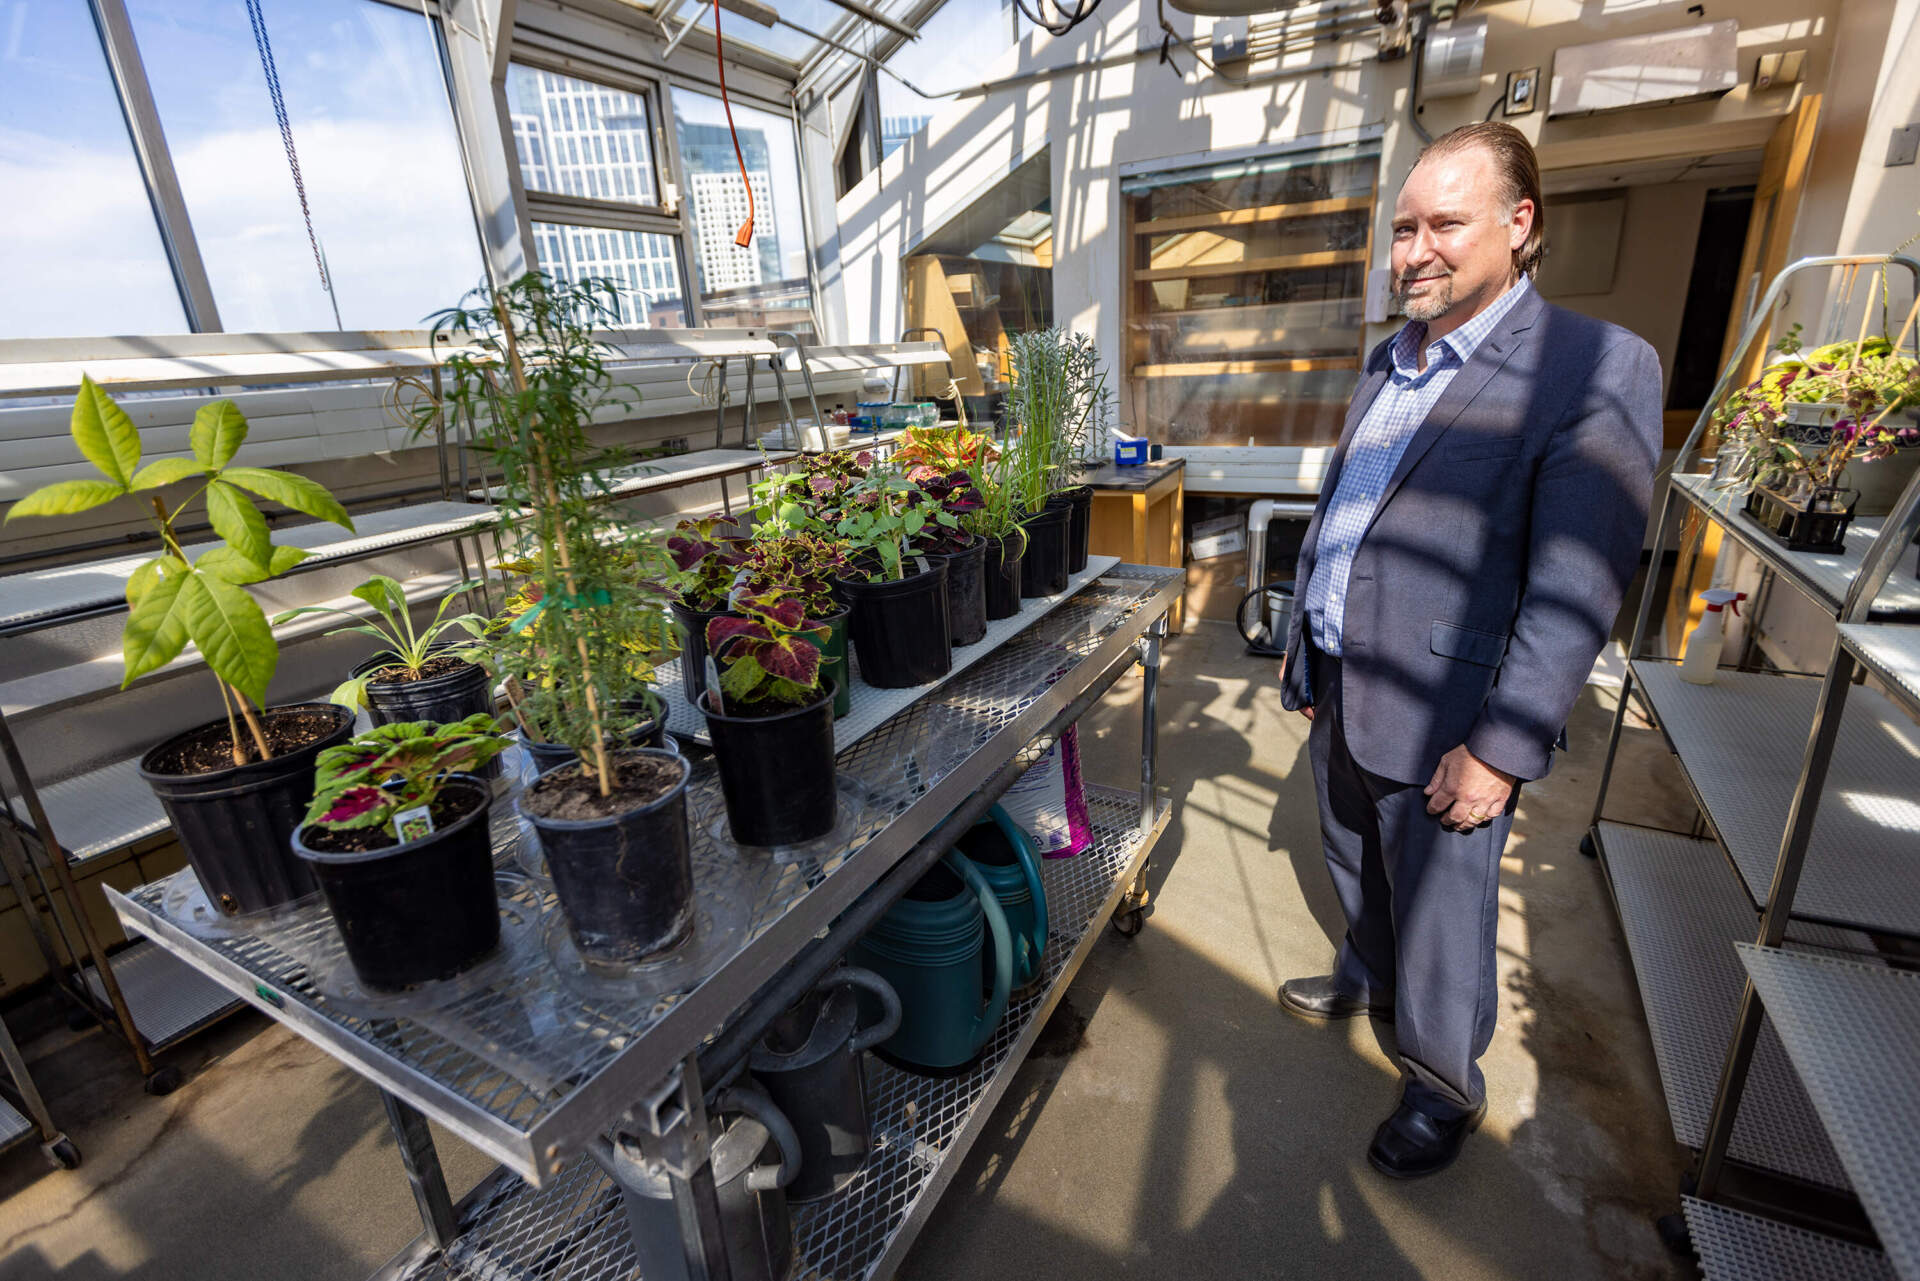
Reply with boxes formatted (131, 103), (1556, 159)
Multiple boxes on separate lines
(6, 377), (354, 765)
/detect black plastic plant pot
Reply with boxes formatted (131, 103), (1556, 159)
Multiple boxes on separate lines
(702, 682), (838, 847)
(353, 651), (499, 779)
(838, 559), (953, 688)
(293, 775), (498, 992)
(139, 702), (356, 917)
(523, 702), (667, 781)
(1048, 485), (1093, 574)
(819, 607), (852, 719)
(671, 598), (735, 707)
(983, 533), (1024, 620)
(927, 535), (988, 646)
(521, 749), (695, 966)
(1019, 505), (1071, 598)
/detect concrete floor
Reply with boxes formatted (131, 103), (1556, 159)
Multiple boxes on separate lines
(0, 618), (1701, 1281)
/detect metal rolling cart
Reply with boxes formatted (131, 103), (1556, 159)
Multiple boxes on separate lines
(106, 558), (1183, 1281)
(1584, 253), (1920, 1276)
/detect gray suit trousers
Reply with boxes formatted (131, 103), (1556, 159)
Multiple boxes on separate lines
(1307, 645), (1514, 1120)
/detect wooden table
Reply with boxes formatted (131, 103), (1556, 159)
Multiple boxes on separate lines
(1076, 458), (1186, 632)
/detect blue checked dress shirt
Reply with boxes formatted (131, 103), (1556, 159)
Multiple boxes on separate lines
(1304, 277), (1533, 660)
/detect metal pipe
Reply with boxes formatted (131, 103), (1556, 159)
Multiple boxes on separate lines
(1138, 618), (1162, 830)
(696, 644), (1140, 1085)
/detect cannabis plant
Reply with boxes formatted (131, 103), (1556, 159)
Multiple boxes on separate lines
(5, 379), (353, 765)
(416, 272), (667, 797)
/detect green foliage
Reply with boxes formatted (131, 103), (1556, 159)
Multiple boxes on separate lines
(834, 467), (954, 581)
(5, 378), (352, 748)
(706, 593), (829, 710)
(303, 715), (510, 837)
(1712, 337), (1920, 493)
(414, 273), (671, 793)
(734, 533), (852, 619)
(275, 577), (492, 712)
(1005, 329), (1111, 513)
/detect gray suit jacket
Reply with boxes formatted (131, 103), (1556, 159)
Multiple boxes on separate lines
(1280, 286), (1662, 783)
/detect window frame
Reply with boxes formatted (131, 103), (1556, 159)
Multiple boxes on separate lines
(657, 71), (824, 336)
(1119, 132), (1385, 457)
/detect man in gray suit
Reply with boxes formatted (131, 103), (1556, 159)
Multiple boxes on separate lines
(1277, 123), (1662, 1177)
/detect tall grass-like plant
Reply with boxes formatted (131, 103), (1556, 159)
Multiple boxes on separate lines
(415, 272), (669, 798)
(1005, 329), (1111, 513)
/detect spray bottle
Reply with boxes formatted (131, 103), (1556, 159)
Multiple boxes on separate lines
(1679, 589), (1747, 685)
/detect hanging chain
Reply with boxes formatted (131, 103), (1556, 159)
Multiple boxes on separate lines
(245, 0), (343, 329)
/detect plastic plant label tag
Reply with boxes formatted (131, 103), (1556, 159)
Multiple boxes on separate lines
(393, 805), (435, 843)
(913, 554), (930, 576)
(704, 656), (723, 706)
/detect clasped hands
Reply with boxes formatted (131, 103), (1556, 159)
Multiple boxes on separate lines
(1282, 661), (1513, 832)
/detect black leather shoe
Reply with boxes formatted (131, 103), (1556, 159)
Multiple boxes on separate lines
(1367, 1098), (1486, 1179)
(1279, 974), (1393, 1022)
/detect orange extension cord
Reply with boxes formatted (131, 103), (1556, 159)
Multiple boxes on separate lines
(710, 0), (756, 249)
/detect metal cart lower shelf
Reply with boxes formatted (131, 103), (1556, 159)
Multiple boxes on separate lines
(1684, 1197), (1895, 1281)
(1737, 945), (1920, 1280)
(379, 785), (1168, 1281)
(79, 941), (244, 1052)
(1592, 821), (1852, 1189)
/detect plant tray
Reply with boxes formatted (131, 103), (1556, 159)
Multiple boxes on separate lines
(1744, 483), (1857, 554)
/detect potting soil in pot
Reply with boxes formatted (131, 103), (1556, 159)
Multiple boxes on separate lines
(526, 752), (682, 820)
(366, 652), (470, 685)
(145, 706), (345, 775)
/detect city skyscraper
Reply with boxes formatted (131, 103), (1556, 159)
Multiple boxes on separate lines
(508, 66), (683, 325)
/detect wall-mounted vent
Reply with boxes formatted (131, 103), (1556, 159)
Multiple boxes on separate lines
(1548, 20), (1739, 120)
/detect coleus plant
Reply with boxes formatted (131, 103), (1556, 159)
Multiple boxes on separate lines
(892, 426), (996, 484)
(4, 378), (354, 766)
(735, 533), (852, 619)
(667, 516), (751, 610)
(302, 715), (511, 837)
(911, 471), (983, 555)
(750, 450), (874, 535)
(705, 592), (831, 710)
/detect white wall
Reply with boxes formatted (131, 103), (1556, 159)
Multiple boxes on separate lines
(812, 0), (1859, 451)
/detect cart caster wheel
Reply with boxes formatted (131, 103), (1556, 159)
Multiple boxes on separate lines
(143, 1065), (184, 1096)
(1655, 1211), (1693, 1256)
(1579, 832), (1598, 860)
(1112, 907), (1147, 937)
(43, 1137), (81, 1170)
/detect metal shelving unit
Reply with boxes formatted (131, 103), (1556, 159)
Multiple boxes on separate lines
(1684, 1198), (1895, 1281)
(1585, 253), (1920, 1272)
(0, 1000), (78, 1172)
(108, 561), (1181, 1278)
(1737, 946), (1920, 1279)
(372, 787), (1167, 1281)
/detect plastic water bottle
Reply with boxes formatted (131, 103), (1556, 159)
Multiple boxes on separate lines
(1679, 589), (1747, 685)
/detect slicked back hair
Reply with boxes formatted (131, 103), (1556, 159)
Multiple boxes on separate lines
(1412, 122), (1546, 279)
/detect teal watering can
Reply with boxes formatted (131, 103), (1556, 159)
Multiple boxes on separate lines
(850, 851), (1013, 1072)
(954, 805), (1049, 992)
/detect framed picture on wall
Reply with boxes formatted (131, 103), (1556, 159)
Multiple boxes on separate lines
(1505, 67), (1540, 117)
